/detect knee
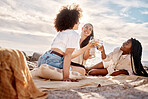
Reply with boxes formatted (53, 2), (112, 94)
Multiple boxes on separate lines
(79, 68), (86, 75)
(72, 67), (86, 75)
(88, 69), (96, 75)
(88, 69), (108, 76)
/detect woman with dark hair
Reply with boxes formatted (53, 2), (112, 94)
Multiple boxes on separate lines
(38, 4), (94, 81)
(86, 38), (148, 77)
(71, 23), (95, 68)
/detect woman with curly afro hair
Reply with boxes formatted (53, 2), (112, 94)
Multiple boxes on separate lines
(38, 4), (94, 81)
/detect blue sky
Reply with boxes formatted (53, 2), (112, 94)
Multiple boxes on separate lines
(0, 0), (148, 61)
(106, 2), (148, 23)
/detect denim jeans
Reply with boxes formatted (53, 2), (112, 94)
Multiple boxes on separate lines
(38, 51), (64, 69)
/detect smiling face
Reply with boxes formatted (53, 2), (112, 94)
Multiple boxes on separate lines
(81, 24), (93, 37)
(120, 39), (132, 54)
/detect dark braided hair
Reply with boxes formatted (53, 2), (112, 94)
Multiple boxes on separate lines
(80, 23), (94, 48)
(130, 38), (148, 77)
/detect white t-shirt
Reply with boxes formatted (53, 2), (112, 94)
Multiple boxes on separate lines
(51, 29), (80, 52)
(103, 47), (133, 75)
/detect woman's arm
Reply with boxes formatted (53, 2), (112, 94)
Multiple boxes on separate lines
(83, 49), (90, 60)
(110, 70), (129, 76)
(63, 48), (75, 81)
(97, 45), (106, 60)
(72, 42), (94, 59)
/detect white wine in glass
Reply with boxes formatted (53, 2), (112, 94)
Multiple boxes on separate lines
(95, 39), (103, 48)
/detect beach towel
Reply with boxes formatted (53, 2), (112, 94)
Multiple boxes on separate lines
(0, 48), (48, 99)
(33, 75), (145, 90)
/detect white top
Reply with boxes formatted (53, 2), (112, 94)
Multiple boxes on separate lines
(103, 47), (133, 75)
(72, 48), (95, 65)
(51, 30), (80, 52)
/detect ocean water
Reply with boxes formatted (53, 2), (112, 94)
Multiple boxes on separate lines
(142, 61), (148, 67)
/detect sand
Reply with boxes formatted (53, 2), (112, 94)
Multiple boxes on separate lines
(45, 77), (148, 99)
(32, 75), (148, 99)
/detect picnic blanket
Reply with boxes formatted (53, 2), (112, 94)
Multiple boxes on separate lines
(33, 75), (147, 91)
(0, 48), (48, 99)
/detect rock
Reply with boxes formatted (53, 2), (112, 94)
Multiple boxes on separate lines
(22, 51), (30, 61)
(32, 52), (42, 61)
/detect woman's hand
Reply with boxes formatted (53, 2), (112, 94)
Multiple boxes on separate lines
(63, 78), (78, 82)
(96, 44), (104, 52)
(87, 40), (96, 49)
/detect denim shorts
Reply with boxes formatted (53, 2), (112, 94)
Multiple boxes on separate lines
(38, 51), (64, 69)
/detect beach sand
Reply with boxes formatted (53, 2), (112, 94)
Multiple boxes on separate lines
(46, 82), (148, 99)
(33, 75), (148, 99)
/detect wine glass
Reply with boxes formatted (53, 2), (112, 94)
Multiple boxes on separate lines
(95, 39), (103, 48)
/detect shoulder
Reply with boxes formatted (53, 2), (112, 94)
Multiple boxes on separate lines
(65, 30), (80, 39)
(64, 30), (79, 36)
(57, 30), (75, 37)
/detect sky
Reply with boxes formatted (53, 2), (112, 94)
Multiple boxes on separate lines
(0, 0), (148, 61)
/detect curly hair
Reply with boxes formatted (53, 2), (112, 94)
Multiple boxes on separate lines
(54, 4), (82, 32)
